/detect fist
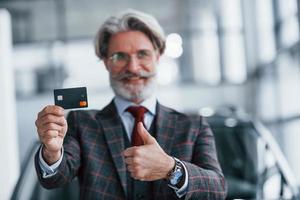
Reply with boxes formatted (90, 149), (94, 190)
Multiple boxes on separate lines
(123, 123), (175, 181)
(35, 105), (67, 164)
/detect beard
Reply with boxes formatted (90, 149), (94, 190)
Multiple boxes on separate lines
(109, 69), (157, 102)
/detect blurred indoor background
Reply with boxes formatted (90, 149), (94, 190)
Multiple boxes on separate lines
(0, 0), (299, 199)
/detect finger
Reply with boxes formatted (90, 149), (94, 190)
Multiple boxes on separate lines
(131, 171), (144, 180)
(37, 125), (66, 141)
(125, 157), (133, 165)
(130, 172), (137, 180)
(42, 137), (62, 150)
(127, 165), (134, 172)
(40, 130), (59, 141)
(39, 115), (67, 127)
(40, 122), (64, 133)
(130, 171), (140, 180)
(38, 105), (64, 118)
(137, 122), (156, 144)
(44, 130), (59, 139)
(123, 146), (139, 157)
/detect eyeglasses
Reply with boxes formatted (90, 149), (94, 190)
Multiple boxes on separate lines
(108, 49), (156, 68)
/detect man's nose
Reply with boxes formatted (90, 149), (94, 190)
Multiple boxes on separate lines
(126, 56), (140, 72)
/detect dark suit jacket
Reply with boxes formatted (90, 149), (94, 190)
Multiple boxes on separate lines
(35, 100), (227, 199)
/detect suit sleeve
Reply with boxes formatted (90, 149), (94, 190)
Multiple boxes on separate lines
(183, 117), (227, 199)
(34, 111), (81, 189)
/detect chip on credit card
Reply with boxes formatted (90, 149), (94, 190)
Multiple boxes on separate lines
(54, 87), (88, 109)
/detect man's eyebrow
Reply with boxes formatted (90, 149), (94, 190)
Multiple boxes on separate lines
(113, 51), (125, 54)
(138, 49), (152, 51)
(110, 49), (152, 54)
(109, 51), (126, 56)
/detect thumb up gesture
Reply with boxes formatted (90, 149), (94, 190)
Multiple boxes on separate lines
(137, 122), (156, 145)
(123, 122), (175, 181)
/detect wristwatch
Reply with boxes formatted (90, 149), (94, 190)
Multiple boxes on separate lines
(166, 157), (184, 189)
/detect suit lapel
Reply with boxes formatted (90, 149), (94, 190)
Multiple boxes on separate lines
(95, 101), (178, 198)
(96, 100), (128, 197)
(153, 103), (177, 198)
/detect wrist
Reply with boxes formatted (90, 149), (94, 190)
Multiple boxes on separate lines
(42, 146), (61, 165)
(165, 157), (185, 188)
(164, 155), (176, 179)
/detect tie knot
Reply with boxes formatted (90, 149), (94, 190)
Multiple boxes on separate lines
(126, 106), (147, 121)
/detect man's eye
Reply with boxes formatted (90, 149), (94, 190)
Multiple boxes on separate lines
(137, 50), (150, 58)
(111, 53), (127, 61)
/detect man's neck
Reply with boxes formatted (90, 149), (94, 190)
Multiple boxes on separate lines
(114, 95), (157, 116)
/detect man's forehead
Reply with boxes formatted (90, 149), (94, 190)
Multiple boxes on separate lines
(107, 31), (155, 53)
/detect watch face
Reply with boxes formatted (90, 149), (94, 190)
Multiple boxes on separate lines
(170, 170), (183, 185)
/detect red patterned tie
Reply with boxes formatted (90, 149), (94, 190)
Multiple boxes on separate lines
(126, 106), (148, 146)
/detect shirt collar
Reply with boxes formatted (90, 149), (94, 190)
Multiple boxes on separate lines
(114, 95), (157, 116)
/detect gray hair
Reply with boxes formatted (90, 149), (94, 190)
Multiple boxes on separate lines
(94, 9), (166, 59)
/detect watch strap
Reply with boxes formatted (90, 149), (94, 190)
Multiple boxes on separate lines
(167, 157), (184, 189)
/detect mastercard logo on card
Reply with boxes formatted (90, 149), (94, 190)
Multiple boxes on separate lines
(54, 87), (88, 109)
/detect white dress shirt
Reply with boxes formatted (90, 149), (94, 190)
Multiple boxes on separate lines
(114, 95), (156, 140)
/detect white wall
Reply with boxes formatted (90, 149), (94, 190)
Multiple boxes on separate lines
(0, 9), (20, 200)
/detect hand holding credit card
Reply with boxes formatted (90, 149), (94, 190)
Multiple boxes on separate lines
(54, 87), (88, 109)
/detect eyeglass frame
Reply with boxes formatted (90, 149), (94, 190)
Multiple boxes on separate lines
(107, 49), (158, 68)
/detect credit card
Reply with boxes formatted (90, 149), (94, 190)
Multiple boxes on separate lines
(54, 87), (88, 109)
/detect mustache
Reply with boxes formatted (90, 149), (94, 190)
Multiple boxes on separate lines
(111, 70), (156, 81)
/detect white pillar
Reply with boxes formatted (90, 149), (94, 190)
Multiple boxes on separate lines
(0, 9), (20, 200)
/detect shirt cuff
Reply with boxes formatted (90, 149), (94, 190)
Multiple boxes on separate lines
(170, 158), (188, 198)
(38, 145), (63, 178)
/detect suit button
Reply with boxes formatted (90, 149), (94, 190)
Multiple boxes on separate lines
(136, 194), (144, 199)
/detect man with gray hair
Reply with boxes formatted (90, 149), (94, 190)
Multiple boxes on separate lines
(34, 9), (227, 200)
